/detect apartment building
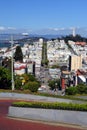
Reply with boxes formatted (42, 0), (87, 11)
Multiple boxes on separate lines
(69, 55), (82, 71)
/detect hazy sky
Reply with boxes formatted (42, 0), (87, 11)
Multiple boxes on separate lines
(0, 0), (87, 30)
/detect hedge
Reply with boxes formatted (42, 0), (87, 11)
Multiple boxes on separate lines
(66, 87), (77, 95)
(23, 81), (39, 92)
(12, 101), (87, 111)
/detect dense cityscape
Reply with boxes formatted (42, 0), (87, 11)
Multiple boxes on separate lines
(1, 0), (87, 129)
(0, 33), (87, 93)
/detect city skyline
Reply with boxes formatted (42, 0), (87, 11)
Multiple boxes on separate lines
(0, 0), (87, 36)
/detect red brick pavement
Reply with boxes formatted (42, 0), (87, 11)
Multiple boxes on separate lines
(0, 100), (85, 130)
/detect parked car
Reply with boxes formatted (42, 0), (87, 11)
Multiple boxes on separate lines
(38, 85), (46, 92)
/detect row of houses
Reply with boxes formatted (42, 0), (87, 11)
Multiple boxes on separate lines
(0, 38), (43, 77)
(47, 40), (71, 67)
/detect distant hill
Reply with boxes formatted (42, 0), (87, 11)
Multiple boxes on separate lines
(29, 34), (62, 39)
(0, 33), (62, 41)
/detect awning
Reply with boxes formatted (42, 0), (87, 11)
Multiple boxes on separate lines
(78, 75), (86, 82)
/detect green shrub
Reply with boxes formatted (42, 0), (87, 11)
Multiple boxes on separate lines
(66, 87), (77, 95)
(23, 82), (29, 90)
(28, 81), (39, 92)
(15, 78), (22, 90)
(23, 81), (39, 92)
(27, 74), (37, 81)
(76, 84), (87, 94)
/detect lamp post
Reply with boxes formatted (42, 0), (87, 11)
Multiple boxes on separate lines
(11, 35), (15, 91)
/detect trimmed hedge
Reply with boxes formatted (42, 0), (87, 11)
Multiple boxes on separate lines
(12, 101), (87, 111)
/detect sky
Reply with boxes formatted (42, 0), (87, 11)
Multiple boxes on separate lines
(0, 0), (87, 34)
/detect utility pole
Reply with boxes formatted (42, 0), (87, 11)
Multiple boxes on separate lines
(11, 35), (15, 91)
(44, 42), (45, 84)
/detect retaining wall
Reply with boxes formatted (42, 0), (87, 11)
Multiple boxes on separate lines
(8, 106), (87, 127)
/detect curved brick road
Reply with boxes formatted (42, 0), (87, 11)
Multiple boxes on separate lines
(0, 99), (85, 130)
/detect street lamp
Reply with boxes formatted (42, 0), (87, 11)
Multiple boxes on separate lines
(11, 35), (15, 91)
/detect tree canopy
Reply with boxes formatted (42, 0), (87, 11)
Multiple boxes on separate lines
(0, 66), (11, 89)
(61, 34), (87, 43)
(14, 46), (23, 62)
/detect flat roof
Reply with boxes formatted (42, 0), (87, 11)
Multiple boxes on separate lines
(62, 71), (70, 74)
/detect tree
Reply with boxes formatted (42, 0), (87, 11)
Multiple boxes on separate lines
(2, 57), (11, 71)
(48, 79), (60, 90)
(0, 66), (11, 89)
(62, 34), (87, 43)
(14, 46), (23, 62)
(41, 42), (48, 66)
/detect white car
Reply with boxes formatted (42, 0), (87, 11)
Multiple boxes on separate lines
(38, 85), (46, 91)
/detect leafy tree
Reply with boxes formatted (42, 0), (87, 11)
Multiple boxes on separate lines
(48, 80), (55, 90)
(2, 57), (11, 71)
(41, 42), (48, 66)
(0, 66), (11, 89)
(62, 34), (87, 43)
(48, 79), (60, 90)
(51, 64), (60, 69)
(14, 46), (23, 62)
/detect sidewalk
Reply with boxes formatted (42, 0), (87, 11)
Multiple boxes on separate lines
(0, 92), (71, 103)
(0, 92), (85, 104)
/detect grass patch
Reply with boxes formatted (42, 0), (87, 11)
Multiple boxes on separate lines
(0, 89), (31, 94)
